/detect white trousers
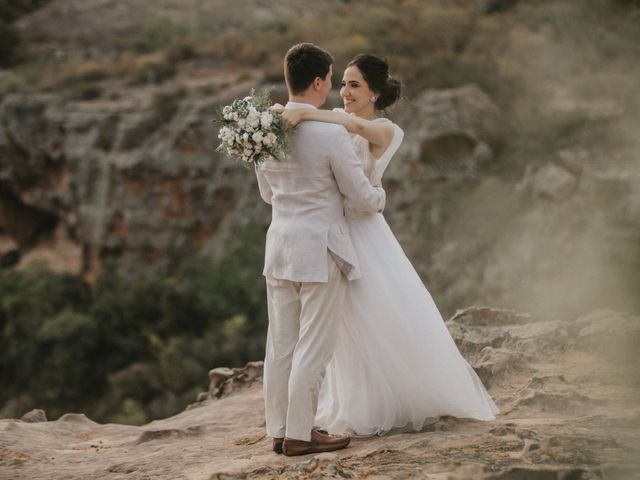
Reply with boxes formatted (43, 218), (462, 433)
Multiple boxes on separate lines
(263, 253), (347, 441)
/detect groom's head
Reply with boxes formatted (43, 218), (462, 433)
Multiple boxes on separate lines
(284, 43), (333, 106)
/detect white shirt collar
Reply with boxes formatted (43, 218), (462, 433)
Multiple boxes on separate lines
(285, 101), (317, 110)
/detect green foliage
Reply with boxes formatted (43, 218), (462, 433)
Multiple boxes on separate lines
(0, 221), (267, 424)
(127, 56), (176, 85)
(129, 18), (190, 54)
(8, 0), (637, 114)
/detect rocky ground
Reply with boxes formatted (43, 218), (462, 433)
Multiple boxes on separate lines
(2, 307), (639, 480)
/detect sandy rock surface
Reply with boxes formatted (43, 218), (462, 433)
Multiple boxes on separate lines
(2, 307), (639, 479)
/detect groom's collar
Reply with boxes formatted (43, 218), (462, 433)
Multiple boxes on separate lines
(285, 101), (317, 110)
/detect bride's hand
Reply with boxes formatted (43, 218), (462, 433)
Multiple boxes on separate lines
(270, 104), (304, 128)
(271, 103), (285, 114)
(278, 108), (305, 128)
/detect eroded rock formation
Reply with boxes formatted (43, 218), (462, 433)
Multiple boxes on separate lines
(0, 84), (270, 279)
(2, 74), (637, 320)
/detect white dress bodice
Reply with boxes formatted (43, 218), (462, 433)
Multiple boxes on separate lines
(335, 111), (404, 216)
(333, 109), (404, 184)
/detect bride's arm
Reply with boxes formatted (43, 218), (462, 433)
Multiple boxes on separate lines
(279, 107), (395, 151)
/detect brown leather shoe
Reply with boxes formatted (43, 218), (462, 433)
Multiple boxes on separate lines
(273, 437), (284, 454)
(282, 429), (350, 456)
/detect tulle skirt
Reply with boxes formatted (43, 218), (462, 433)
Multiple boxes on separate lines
(315, 212), (500, 436)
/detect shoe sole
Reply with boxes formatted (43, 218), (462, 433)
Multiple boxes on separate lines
(282, 441), (349, 457)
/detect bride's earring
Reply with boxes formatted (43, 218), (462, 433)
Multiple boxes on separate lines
(371, 95), (377, 103)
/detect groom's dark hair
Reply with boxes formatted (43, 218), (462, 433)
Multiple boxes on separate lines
(284, 43), (334, 95)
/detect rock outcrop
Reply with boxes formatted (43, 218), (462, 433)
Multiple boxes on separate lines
(0, 83), (270, 279)
(384, 83), (639, 318)
(2, 307), (638, 479)
(2, 72), (638, 319)
(1, 82), (505, 283)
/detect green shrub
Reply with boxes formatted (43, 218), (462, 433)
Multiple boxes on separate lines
(129, 18), (189, 54)
(35, 310), (100, 408)
(127, 56), (176, 85)
(0, 264), (89, 414)
(0, 221), (267, 423)
(68, 83), (104, 101)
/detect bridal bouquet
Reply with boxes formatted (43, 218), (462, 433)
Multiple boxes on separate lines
(214, 89), (289, 167)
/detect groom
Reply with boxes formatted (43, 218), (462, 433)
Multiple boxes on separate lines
(255, 43), (386, 456)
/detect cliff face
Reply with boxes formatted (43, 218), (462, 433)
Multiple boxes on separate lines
(2, 79), (638, 318)
(2, 0), (639, 319)
(0, 82), (270, 280)
(385, 84), (640, 318)
(2, 307), (639, 479)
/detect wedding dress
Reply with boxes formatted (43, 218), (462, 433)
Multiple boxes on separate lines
(315, 115), (499, 436)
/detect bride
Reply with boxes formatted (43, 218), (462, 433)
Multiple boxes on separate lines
(278, 54), (499, 436)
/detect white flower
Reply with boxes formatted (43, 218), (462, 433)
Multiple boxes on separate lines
(260, 111), (273, 128)
(246, 111), (260, 129)
(216, 89), (287, 165)
(252, 132), (264, 144)
(219, 127), (234, 142)
(222, 106), (233, 120)
(264, 132), (277, 146)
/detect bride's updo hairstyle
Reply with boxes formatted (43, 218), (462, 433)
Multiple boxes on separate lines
(348, 54), (401, 111)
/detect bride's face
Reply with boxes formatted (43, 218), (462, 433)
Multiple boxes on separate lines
(340, 66), (376, 116)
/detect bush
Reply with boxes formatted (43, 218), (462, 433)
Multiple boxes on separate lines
(0, 221), (267, 423)
(127, 56), (176, 85)
(129, 17), (189, 54)
(0, 264), (89, 415)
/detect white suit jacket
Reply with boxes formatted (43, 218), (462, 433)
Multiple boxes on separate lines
(256, 102), (386, 282)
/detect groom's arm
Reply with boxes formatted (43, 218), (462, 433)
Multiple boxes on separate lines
(255, 164), (273, 205)
(327, 126), (386, 214)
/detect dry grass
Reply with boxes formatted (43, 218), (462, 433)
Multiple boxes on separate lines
(2, 0), (638, 129)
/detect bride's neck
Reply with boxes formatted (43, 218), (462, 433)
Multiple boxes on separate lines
(355, 109), (377, 121)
